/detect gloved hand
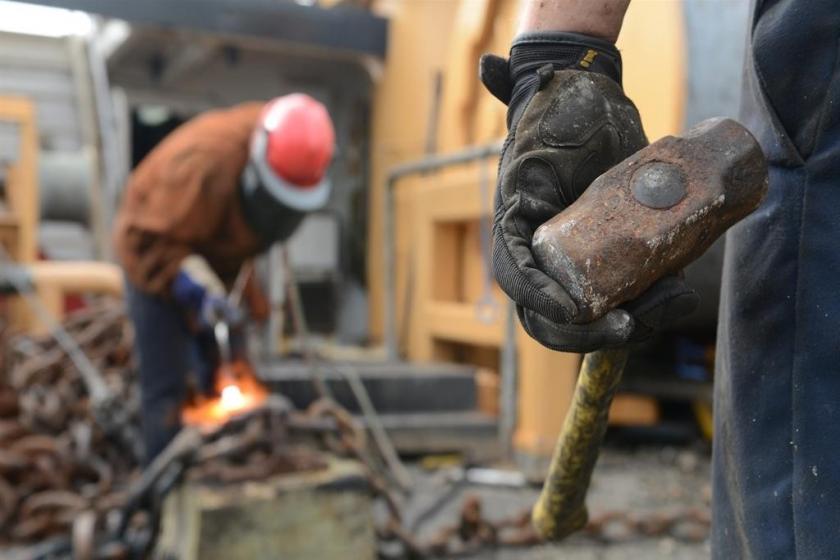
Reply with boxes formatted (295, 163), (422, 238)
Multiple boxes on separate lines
(199, 294), (243, 330)
(172, 271), (246, 393)
(481, 32), (698, 353)
(171, 270), (242, 329)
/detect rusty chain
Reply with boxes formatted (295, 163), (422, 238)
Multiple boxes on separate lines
(0, 300), (139, 550)
(302, 399), (711, 558)
(405, 498), (710, 557)
(0, 301), (710, 559)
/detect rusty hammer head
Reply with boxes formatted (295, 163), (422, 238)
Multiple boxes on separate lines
(532, 117), (768, 323)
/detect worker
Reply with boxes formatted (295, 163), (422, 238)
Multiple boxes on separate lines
(483, 0), (839, 557)
(113, 94), (335, 462)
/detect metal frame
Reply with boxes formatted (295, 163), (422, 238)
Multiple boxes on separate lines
(17, 0), (388, 59)
(382, 141), (503, 361)
(381, 141), (517, 457)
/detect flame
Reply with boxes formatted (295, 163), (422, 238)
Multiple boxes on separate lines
(220, 384), (245, 409)
(182, 361), (268, 429)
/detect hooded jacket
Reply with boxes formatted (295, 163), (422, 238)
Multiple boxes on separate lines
(113, 103), (266, 296)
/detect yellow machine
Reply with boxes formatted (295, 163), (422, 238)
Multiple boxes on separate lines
(366, 0), (687, 463)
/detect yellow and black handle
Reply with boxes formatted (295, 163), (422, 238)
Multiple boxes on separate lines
(531, 347), (630, 541)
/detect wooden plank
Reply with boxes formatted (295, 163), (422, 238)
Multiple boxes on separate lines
(9, 261), (122, 333)
(0, 96), (38, 264)
(0, 96), (40, 333)
(0, 215), (19, 262)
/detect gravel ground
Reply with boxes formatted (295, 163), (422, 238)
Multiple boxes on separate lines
(403, 445), (711, 560)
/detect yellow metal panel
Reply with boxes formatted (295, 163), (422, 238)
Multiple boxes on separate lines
(368, 0), (461, 342)
(609, 394), (659, 426)
(514, 325), (581, 457)
(425, 301), (505, 348)
(618, 1), (687, 140)
(437, 0), (499, 150)
(367, 0), (688, 458)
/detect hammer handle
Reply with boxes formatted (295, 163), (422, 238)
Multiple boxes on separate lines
(531, 347), (630, 540)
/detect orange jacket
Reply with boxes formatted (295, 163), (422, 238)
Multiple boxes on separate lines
(113, 103), (267, 296)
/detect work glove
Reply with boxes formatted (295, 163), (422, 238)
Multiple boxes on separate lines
(199, 295), (243, 330)
(172, 270), (246, 393)
(481, 32), (698, 353)
(171, 270), (242, 329)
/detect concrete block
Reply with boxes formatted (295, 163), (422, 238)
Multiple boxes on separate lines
(156, 457), (376, 560)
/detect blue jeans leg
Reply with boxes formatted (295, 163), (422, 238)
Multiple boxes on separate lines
(125, 280), (191, 464)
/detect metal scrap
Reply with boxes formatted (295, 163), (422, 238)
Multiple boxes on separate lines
(0, 301), (138, 547)
(0, 301), (711, 559)
(0, 304), (384, 558)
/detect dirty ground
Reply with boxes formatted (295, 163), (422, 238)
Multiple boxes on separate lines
(406, 446), (710, 560)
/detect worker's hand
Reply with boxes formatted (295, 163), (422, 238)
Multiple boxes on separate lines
(199, 295), (243, 330)
(171, 270), (207, 312)
(171, 270), (242, 329)
(481, 32), (698, 353)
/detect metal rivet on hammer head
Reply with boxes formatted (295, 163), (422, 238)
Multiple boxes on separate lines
(630, 162), (687, 209)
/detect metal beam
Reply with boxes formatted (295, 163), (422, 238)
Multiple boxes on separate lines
(17, 0), (388, 58)
(382, 142), (504, 361)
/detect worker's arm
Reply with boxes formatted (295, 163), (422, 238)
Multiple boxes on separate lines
(481, 0), (697, 352)
(113, 146), (234, 298)
(518, 0), (630, 41)
(242, 272), (269, 323)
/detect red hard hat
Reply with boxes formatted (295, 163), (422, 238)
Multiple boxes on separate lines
(249, 94), (335, 211)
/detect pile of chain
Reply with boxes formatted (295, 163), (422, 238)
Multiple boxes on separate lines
(0, 302), (372, 558)
(402, 497), (710, 557)
(0, 301), (140, 547)
(303, 407), (712, 558)
(0, 301), (711, 559)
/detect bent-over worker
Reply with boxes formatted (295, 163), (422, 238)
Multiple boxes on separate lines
(113, 94), (335, 462)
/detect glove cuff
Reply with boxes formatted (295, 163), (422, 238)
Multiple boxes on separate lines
(510, 31), (622, 83)
(506, 31), (623, 128)
(172, 270), (207, 312)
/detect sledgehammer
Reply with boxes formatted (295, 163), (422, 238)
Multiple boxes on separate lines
(529, 118), (768, 541)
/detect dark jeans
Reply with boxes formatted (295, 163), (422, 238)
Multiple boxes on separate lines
(125, 280), (192, 464)
(713, 1), (840, 557)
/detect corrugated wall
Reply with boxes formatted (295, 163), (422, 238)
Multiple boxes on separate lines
(0, 31), (83, 151)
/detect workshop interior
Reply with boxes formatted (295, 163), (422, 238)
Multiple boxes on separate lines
(0, 1), (758, 558)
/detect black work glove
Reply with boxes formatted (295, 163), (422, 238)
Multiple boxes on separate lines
(481, 32), (698, 353)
